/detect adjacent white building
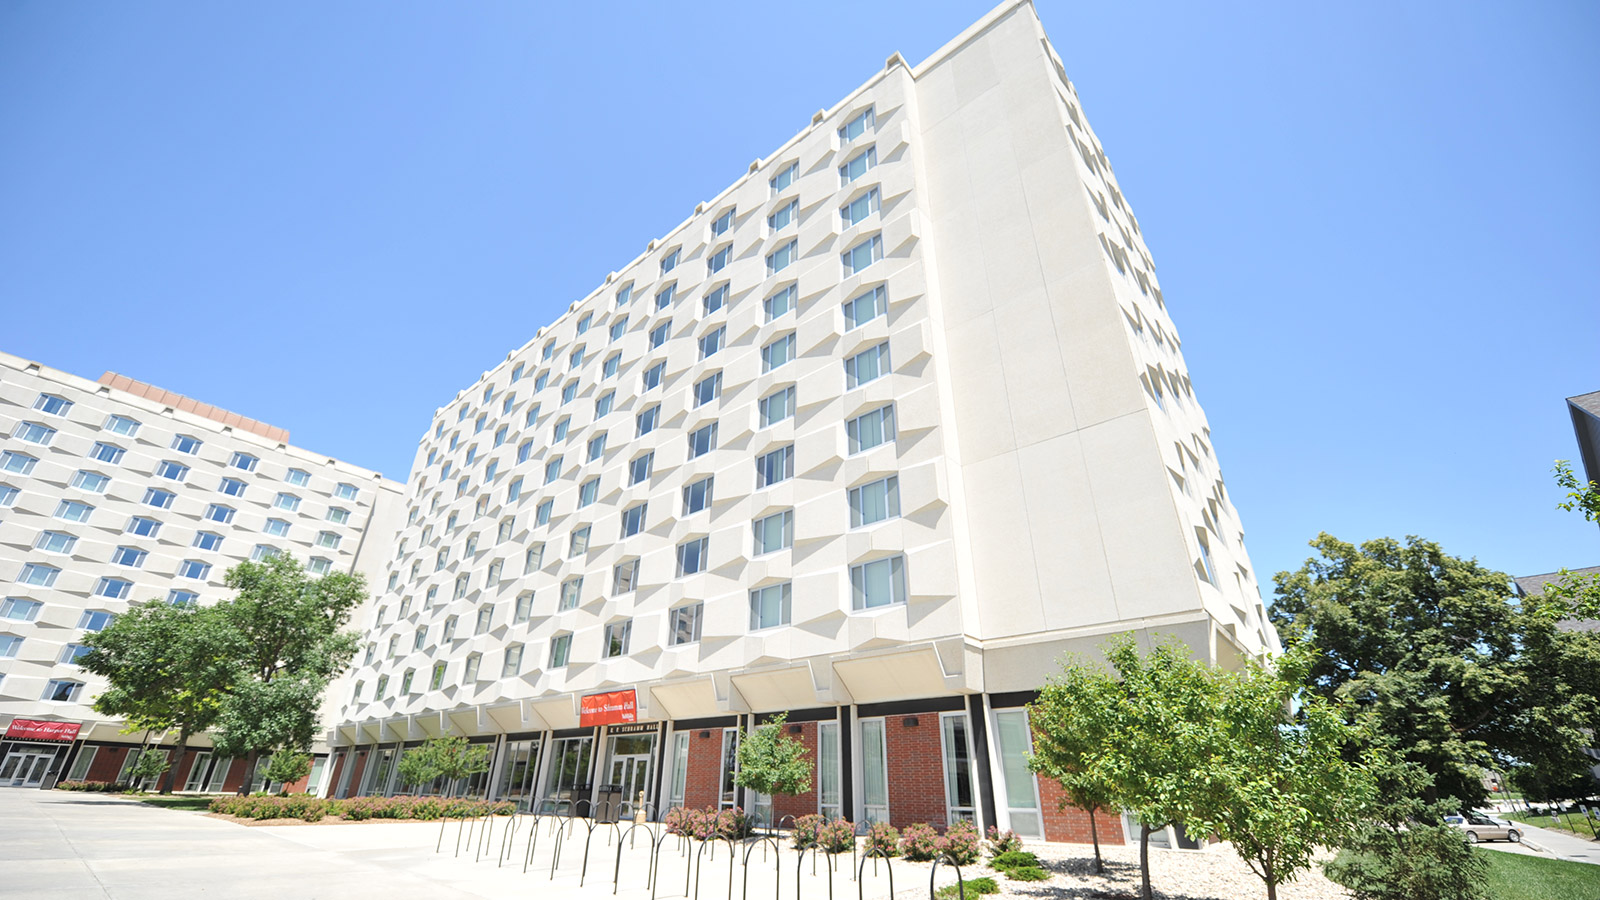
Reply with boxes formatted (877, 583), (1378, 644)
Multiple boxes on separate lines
(0, 352), (402, 790)
(328, 0), (1278, 841)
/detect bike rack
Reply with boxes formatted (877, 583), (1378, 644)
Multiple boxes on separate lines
(694, 835), (738, 900)
(929, 854), (965, 900)
(856, 848), (894, 900)
(614, 822), (660, 894)
(742, 836), (783, 900)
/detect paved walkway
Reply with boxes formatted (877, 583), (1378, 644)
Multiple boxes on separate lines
(0, 788), (943, 900)
(1492, 819), (1600, 865)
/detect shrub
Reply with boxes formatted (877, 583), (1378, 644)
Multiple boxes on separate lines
(57, 781), (123, 793)
(1005, 866), (1050, 881)
(988, 850), (1041, 873)
(817, 818), (857, 854)
(664, 806), (692, 836)
(208, 794), (506, 823)
(864, 821), (900, 857)
(934, 876), (999, 900)
(900, 823), (941, 861)
(716, 806), (752, 840)
(985, 826), (1023, 856)
(792, 814), (823, 850)
(1325, 822), (1489, 900)
(938, 820), (983, 866)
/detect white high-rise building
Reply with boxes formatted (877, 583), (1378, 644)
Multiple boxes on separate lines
(329, 0), (1278, 840)
(0, 352), (402, 791)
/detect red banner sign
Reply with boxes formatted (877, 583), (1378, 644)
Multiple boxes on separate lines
(5, 719), (81, 742)
(579, 690), (638, 727)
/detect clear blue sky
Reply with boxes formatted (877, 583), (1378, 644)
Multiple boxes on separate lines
(2, 1), (1595, 594)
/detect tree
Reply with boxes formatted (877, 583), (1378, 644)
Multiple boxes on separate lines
(210, 554), (367, 792)
(735, 712), (813, 800)
(1268, 533), (1567, 809)
(1537, 461), (1600, 617)
(78, 600), (239, 794)
(1027, 653), (1124, 874)
(1195, 649), (1375, 900)
(262, 751), (313, 793)
(397, 736), (491, 797)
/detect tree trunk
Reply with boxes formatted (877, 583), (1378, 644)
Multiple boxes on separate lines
(1265, 849), (1278, 900)
(237, 750), (260, 795)
(1139, 824), (1153, 900)
(158, 728), (191, 795)
(1089, 806), (1104, 874)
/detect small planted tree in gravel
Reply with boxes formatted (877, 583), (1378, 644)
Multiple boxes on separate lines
(735, 712), (813, 813)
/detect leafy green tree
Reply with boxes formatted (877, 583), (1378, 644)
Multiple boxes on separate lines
(78, 600), (239, 794)
(262, 751), (313, 793)
(1536, 461), (1600, 617)
(1027, 654), (1124, 874)
(210, 554), (367, 792)
(128, 745), (172, 787)
(735, 712), (813, 800)
(1269, 533), (1546, 808)
(1195, 648), (1375, 900)
(397, 736), (491, 796)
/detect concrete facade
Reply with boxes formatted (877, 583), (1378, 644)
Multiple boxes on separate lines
(328, 0), (1278, 844)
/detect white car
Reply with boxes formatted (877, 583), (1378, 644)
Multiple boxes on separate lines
(1444, 812), (1521, 843)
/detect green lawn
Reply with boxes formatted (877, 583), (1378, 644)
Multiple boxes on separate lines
(1505, 808), (1600, 840)
(134, 795), (217, 811)
(1483, 851), (1600, 900)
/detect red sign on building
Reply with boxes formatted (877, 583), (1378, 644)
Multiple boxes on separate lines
(579, 689), (637, 727)
(5, 719), (82, 742)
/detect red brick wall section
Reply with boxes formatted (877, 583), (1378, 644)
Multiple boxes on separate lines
(683, 729), (723, 810)
(344, 751), (368, 797)
(1037, 776), (1125, 845)
(220, 758), (247, 793)
(768, 722), (818, 824)
(85, 745), (129, 782)
(884, 716), (946, 829)
(169, 750), (201, 790)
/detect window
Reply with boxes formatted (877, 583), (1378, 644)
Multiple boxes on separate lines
(128, 515), (162, 536)
(4, 451), (40, 473)
(327, 507), (351, 525)
(59, 499), (96, 520)
(513, 592), (534, 624)
(844, 285), (888, 329)
(614, 282), (634, 308)
(442, 615), (459, 642)
(609, 317), (628, 342)
(251, 545), (280, 562)
(577, 312), (593, 334)
(15, 421), (56, 445)
(766, 239), (798, 275)
(761, 333), (796, 372)
(846, 342), (892, 388)
(561, 381), (578, 404)
(769, 160), (798, 195)
(655, 284), (675, 310)
(753, 510), (793, 555)
(430, 662), (447, 690)
(764, 284), (796, 321)
(636, 406), (660, 438)
(587, 433), (607, 462)
(36, 531), (77, 554)
(676, 537), (709, 577)
(494, 425), (508, 447)
(839, 145), (877, 185)
(756, 445), (794, 488)
(317, 531), (342, 550)
(178, 559), (212, 580)
(94, 576), (130, 598)
(453, 573), (470, 600)
(476, 605), (493, 634)
(569, 525), (591, 556)
(850, 476), (901, 527)
(400, 669), (416, 694)
(839, 106), (875, 142)
(526, 403), (541, 426)
(274, 493), (301, 512)
(219, 477), (245, 496)
(263, 518), (290, 537)
(461, 653), (481, 685)
(1197, 531), (1217, 586)
(711, 206), (735, 236)
(44, 680), (84, 703)
(767, 198), (798, 232)
(204, 504), (233, 525)
(847, 405), (896, 453)
(613, 558), (639, 594)
(535, 371), (550, 391)
(688, 422), (718, 459)
(595, 391), (615, 417)
(502, 644), (524, 677)
(579, 477), (600, 507)
(536, 499), (553, 525)
(544, 456), (563, 484)
(2, 597), (43, 621)
(78, 610), (115, 631)
(497, 517), (514, 542)
(603, 619), (632, 658)
(759, 386), (796, 427)
(660, 247), (680, 274)
(308, 557), (332, 576)
(603, 353), (620, 379)
(707, 244), (732, 274)
(549, 634), (571, 668)
(699, 325), (726, 359)
(105, 414), (140, 436)
(435, 548), (449, 571)
(503, 393), (515, 414)
(683, 477), (714, 515)
(649, 320), (671, 349)
(621, 502), (647, 537)
(993, 710), (1043, 836)
(703, 284), (728, 315)
(374, 674), (390, 699)
(171, 434), (202, 455)
(642, 361), (665, 391)
(286, 468), (310, 487)
(840, 187), (881, 228)
(518, 439), (535, 464)
(111, 546), (147, 568)
(671, 603), (703, 645)
(560, 577), (582, 611)
(749, 583), (792, 630)
(512, 362), (526, 381)
(475, 414), (488, 434)
(335, 483), (358, 501)
(940, 713), (978, 823)
(851, 556), (907, 609)
(229, 452), (259, 472)
(0, 484), (18, 507)
(412, 626), (428, 652)
(842, 234), (883, 275)
(0, 634), (20, 659)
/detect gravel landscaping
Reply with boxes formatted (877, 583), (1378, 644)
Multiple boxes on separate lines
(971, 842), (1351, 900)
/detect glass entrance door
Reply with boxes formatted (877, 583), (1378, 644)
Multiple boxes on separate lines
(2, 750), (56, 787)
(605, 734), (654, 817)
